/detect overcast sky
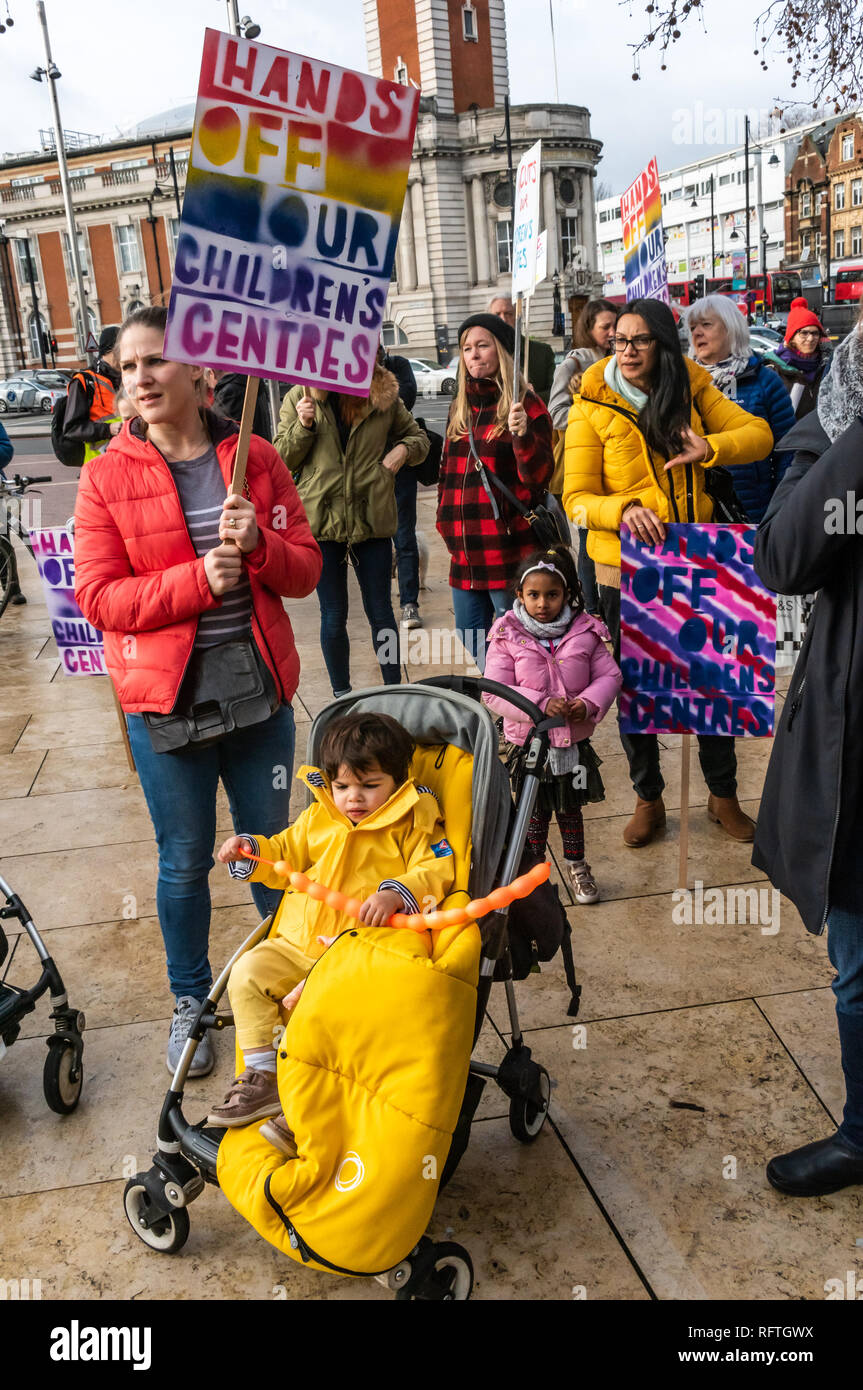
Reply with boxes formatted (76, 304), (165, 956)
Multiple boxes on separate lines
(0, 0), (801, 188)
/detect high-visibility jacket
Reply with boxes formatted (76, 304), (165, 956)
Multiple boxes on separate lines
(64, 369), (120, 464)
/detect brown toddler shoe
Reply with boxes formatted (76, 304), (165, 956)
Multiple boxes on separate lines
(206, 1068), (281, 1127)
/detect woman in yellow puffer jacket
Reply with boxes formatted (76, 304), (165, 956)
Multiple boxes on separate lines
(563, 298), (773, 850)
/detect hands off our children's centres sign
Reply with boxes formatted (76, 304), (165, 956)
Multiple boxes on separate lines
(619, 524), (776, 738)
(30, 529), (106, 677)
(511, 140), (542, 297)
(620, 156), (670, 305)
(163, 30), (419, 397)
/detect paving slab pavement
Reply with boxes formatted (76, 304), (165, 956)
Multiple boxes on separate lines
(1, 501), (851, 1306)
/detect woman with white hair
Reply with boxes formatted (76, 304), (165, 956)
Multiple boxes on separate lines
(686, 294), (796, 523)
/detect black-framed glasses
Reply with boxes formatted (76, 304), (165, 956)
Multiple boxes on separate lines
(613, 334), (655, 352)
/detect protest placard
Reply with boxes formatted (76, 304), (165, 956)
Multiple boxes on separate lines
(511, 140), (542, 297)
(30, 528), (106, 678)
(619, 523), (776, 738)
(620, 156), (669, 304)
(163, 29), (419, 397)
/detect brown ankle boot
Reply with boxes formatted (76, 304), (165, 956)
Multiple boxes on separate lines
(623, 796), (666, 847)
(707, 794), (755, 842)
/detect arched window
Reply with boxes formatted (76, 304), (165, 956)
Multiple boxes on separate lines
(28, 312), (49, 363)
(381, 321), (408, 347)
(127, 300), (145, 313)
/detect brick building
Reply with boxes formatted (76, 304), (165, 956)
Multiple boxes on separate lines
(364, 0), (603, 356)
(784, 114), (863, 294)
(825, 115), (863, 270)
(0, 126), (190, 376)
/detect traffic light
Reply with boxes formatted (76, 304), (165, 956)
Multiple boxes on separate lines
(692, 273), (705, 301)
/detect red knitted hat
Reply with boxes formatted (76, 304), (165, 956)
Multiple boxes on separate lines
(784, 297), (824, 344)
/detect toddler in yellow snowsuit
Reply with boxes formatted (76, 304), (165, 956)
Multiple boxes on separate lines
(207, 712), (455, 1151)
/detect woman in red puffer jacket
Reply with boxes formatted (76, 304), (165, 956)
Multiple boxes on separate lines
(74, 306), (321, 1077)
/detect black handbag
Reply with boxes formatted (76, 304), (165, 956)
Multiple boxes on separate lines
(413, 417), (443, 486)
(142, 639), (279, 753)
(704, 465), (750, 523)
(467, 416), (569, 550)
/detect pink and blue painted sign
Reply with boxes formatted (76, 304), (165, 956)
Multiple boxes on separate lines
(163, 30), (419, 396)
(619, 523), (776, 737)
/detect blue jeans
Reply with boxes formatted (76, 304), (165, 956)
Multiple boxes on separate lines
(317, 539), (401, 693)
(393, 468), (419, 607)
(450, 587), (511, 673)
(827, 908), (863, 1152)
(127, 703), (295, 1000)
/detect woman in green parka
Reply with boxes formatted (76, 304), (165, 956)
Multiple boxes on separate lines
(275, 357), (429, 696)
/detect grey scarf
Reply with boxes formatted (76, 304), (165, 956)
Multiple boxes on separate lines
(511, 601), (582, 779)
(692, 352), (750, 401)
(817, 329), (863, 442)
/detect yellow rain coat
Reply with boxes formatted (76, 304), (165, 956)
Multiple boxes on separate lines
(218, 746), (481, 1277)
(235, 765), (457, 958)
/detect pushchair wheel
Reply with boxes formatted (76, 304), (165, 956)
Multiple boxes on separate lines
(508, 1065), (551, 1144)
(43, 1040), (83, 1114)
(394, 1241), (474, 1301)
(124, 1177), (190, 1254)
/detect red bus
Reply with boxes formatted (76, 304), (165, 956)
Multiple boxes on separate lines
(834, 266), (863, 302)
(669, 271), (802, 315)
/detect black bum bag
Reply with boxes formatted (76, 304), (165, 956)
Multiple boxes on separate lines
(143, 639), (279, 753)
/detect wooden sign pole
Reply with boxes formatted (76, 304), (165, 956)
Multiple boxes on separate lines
(110, 682), (137, 774)
(229, 375), (260, 498)
(678, 733), (691, 889)
(513, 292), (523, 398)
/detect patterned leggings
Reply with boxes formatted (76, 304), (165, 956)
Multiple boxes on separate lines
(528, 807), (585, 862)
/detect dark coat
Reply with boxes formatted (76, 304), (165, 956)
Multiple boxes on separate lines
(730, 354), (797, 523)
(213, 374), (273, 442)
(751, 411), (863, 933)
(761, 348), (830, 421)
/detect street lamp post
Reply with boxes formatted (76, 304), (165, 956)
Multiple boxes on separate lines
(145, 192), (166, 304)
(17, 237), (46, 366)
(739, 114), (744, 325)
(33, 1), (90, 362)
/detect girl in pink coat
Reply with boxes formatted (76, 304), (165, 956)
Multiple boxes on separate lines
(483, 545), (622, 903)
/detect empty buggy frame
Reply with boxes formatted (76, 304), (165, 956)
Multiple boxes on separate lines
(124, 677), (576, 1299)
(0, 873), (85, 1114)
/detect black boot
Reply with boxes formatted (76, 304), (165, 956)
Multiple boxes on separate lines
(766, 1132), (863, 1196)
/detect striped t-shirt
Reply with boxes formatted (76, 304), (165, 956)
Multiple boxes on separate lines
(167, 445), (253, 649)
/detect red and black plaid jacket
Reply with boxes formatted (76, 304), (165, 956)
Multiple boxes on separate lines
(436, 378), (553, 590)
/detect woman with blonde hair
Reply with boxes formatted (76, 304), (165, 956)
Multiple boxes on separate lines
(436, 313), (554, 671)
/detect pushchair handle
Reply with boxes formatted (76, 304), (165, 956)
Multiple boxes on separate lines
(418, 675), (563, 731)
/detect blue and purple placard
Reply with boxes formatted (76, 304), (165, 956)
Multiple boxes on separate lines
(29, 529), (106, 677)
(619, 523), (776, 737)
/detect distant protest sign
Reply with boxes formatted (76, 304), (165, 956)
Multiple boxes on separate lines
(511, 140), (542, 297)
(163, 29), (419, 397)
(619, 523), (776, 737)
(30, 529), (106, 677)
(620, 157), (669, 304)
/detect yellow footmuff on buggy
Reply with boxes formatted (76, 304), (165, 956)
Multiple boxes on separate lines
(217, 712), (484, 1278)
(126, 682), (570, 1300)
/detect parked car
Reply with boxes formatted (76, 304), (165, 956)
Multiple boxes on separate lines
(22, 370), (72, 388)
(0, 376), (65, 414)
(749, 327), (786, 355)
(407, 357), (458, 397)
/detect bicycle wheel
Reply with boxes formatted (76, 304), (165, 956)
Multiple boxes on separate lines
(0, 535), (16, 620)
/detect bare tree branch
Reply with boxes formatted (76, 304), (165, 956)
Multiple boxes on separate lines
(625, 0), (863, 111)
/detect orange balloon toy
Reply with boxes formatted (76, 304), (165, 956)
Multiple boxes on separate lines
(238, 847), (549, 932)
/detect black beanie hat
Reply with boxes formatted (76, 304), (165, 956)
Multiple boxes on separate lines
(98, 324), (120, 356)
(457, 312), (515, 358)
